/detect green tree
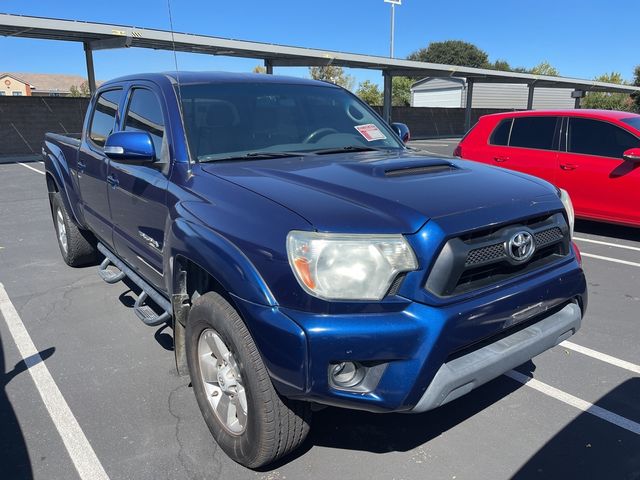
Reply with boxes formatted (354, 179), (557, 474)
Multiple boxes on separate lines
(529, 61), (560, 76)
(407, 40), (489, 68)
(252, 65), (266, 74)
(355, 80), (383, 106)
(309, 65), (355, 91)
(582, 72), (633, 111)
(632, 65), (640, 113)
(69, 81), (90, 97)
(392, 76), (412, 106)
(492, 59), (512, 71)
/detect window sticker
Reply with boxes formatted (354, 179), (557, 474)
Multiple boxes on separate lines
(354, 124), (387, 142)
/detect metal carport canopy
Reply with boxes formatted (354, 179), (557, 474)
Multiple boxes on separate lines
(2, 12), (639, 125)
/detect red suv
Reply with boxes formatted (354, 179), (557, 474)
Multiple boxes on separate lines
(455, 110), (640, 227)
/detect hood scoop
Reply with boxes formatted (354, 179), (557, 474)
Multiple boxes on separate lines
(384, 161), (458, 177)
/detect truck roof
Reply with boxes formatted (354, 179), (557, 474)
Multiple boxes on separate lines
(101, 71), (338, 88)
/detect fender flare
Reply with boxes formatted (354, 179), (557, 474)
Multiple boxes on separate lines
(43, 139), (85, 226)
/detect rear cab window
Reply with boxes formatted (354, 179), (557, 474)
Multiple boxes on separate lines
(88, 89), (122, 148)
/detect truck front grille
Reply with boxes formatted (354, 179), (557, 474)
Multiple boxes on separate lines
(425, 213), (570, 298)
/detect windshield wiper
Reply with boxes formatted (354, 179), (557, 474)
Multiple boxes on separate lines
(310, 146), (385, 155)
(200, 151), (310, 163)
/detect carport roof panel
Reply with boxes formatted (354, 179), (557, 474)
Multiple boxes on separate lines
(2, 13), (639, 94)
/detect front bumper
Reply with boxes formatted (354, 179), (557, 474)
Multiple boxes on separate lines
(411, 302), (581, 412)
(234, 259), (587, 413)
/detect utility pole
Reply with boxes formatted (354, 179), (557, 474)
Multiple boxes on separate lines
(384, 0), (401, 58)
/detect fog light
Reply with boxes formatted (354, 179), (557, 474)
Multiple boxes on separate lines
(329, 361), (364, 388)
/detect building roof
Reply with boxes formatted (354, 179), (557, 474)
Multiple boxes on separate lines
(0, 72), (35, 87)
(5, 72), (93, 94)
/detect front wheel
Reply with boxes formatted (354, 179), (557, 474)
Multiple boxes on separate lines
(186, 292), (311, 468)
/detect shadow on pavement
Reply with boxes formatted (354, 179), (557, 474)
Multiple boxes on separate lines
(513, 377), (640, 480)
(0, 334), (55, 479)
(575, 219), (639, 243)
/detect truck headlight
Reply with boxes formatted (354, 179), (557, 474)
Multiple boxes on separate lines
(558, 188), (575, 238)
(286, 231), (418, 301)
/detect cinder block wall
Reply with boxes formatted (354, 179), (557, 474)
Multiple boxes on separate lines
(373, 106), (514, 138)
(0, 97), (89, 156)
(0, 98), (513, 156)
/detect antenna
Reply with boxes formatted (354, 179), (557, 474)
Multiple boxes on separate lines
(166, 0), (183, 105)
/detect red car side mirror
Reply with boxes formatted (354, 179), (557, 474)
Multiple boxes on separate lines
(623, 147), (640, 163)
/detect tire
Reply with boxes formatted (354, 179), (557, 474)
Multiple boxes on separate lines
(186, 292), (311, 468)
(51, 192), (97, 267)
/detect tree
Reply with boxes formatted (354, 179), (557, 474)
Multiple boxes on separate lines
(529, 61), (559, 76)
(492, 59), (512, 71)
(309, 65), (355, 91)
(356, 80), (383, 106)
(392, 76), (412, 106)
(252, 65), (266, 74)
(632, 65), (640, 113)
(407, 40), (489, 68)
(582, 72), (633, 111)
(69, 81), (90, 97)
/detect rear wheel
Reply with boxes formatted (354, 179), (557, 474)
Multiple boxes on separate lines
(186, 292), (311, 468)
(51, 192), (97, 267)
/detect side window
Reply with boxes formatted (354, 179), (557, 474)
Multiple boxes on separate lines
(124, 88), (165, 158)
(89, 89), (122, 147)
(490, 119), (512, 146)
(509, 116), (558, 150)
(568, 118), (639, 159)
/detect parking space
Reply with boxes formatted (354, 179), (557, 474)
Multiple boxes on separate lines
(1, 157), (639, 480)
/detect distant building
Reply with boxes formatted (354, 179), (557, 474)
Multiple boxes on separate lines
(0, 72), (97, 97)
(0, 73), (33, 96)
(410, 77), (576, 109)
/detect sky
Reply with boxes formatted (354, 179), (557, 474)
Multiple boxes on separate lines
(1, 0), (638, 88)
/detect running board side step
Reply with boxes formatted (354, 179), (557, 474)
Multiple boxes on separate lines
(97, 243), (172, 327)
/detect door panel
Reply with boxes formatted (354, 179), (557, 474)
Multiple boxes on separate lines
(76, 89), (122, 245)
(556, 118), (640, 225)
(108, 87), (169, 291)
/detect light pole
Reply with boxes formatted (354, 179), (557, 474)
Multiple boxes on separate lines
(384, 0), (401, 58)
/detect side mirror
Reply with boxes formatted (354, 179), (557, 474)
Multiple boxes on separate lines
(623, 147), (640, 163)
(390, 122), (411, 144)
(104, 131), (156, 163)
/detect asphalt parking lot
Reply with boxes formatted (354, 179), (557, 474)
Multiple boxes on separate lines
(1, 148), (639, 480)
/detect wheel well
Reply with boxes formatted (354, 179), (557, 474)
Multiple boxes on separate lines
(45, 173), (58, 193)
(174, 256), (235, 308)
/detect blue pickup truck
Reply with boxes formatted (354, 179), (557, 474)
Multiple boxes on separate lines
(43, 72), (587, 468)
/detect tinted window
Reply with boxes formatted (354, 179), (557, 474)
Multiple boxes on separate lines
(89, 89), (121, 147)
(490, 119), (512, 145)
(124, 89), (165, 158)
(509, 116), (557, 150)
(568, 118), (639, 159)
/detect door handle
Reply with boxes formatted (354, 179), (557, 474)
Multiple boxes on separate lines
(560, 163), (578, 171)
(494, 156), (509, 163)
(77, 160), (86, 172)
(106, 174), (119, 189)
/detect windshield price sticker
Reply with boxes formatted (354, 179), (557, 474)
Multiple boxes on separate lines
(355, 124), (387, 142)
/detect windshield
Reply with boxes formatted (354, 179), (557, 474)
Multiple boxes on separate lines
(179, 82), (404, 162)
(621, 116), (640, 132)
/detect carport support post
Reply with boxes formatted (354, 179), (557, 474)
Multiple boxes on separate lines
(527, 83), (535, 110)
(383, 71), (392, 123)
(83, 42), (96, 95)
(464, 78), (474, 132)
(264, 59), (273, 74)
(574, 96), (582, 109)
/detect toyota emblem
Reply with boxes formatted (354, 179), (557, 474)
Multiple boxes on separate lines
(508, 231), (535, 262)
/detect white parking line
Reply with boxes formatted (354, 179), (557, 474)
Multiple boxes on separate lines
(560, 341), (640, 375)
(17, 162), (45, 175)
(415, 143), (450, 147)
(575, 236), (640, 252)
(581, 252), (640, 268)
(0, 283), (110, 480)
(505, 370), (640, 435)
